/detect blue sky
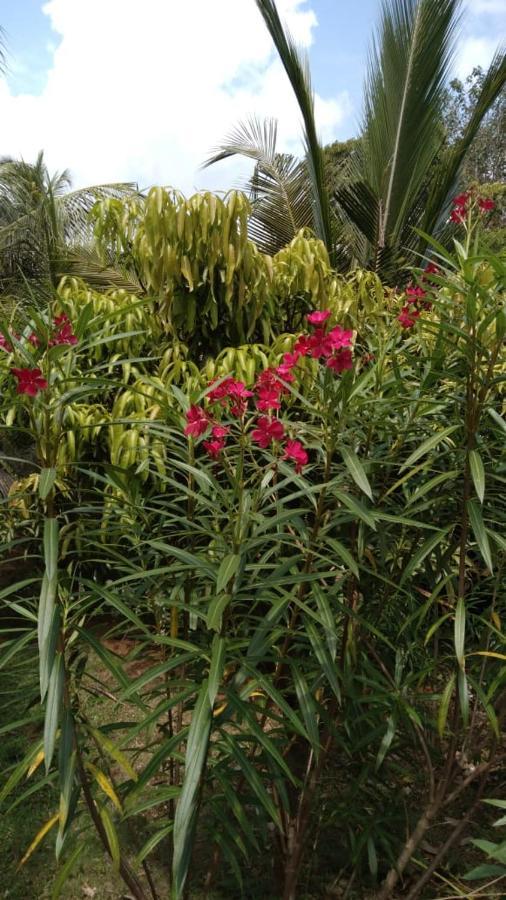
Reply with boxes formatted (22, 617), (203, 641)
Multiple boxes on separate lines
(0, 0), (503, 192)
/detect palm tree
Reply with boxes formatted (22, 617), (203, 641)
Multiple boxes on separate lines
(0, 152), (140, 299)
(206, 0), (505, 280)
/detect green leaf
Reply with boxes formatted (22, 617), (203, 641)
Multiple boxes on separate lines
(44, 653), (63, 773)
(399, 425), (458, 471)
(463, 863), (506, 880)
(216, 553), (240, 594)
(208, 634), (226, 705)
(469, 450), (485, 504)
(134, 825), (173, 866)
(39, 467), (57, 500)
(332, 489), (377, 530)
(43, 517), (59, 581)
(437, 673), (455, 738)
(400, 528), (450, 586)
(467, 499), (494, 573)
(322, 537), (359, 578)
(207, 593), (231, 632)
(487, 407), (506, 433)
(87, 727), (138, 782)
(376, 715), (396, 770)
(172, 680), (213, 899)
(100, 807), (121, 872)
(458, 667), (469, 728)
(454, 597), (465, 668)
(51, 843), (85, 899)
(341, 446), (373, 500)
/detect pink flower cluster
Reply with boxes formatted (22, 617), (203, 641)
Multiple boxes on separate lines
(450, 191), (495, 224)
(183, 310), (354, 473)
(49, 313), (78, 347)
(3, 313), (78, 397)
(398, 263), (440, 329)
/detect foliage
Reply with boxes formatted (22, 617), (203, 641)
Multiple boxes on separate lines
(0, 194), (504, 900)
(442, 66), (505, 184)
(0, 152), (138, 298)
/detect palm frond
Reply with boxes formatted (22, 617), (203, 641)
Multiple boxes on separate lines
(254, 0), (335, 257)
(204, 116), (313, 254)
(362, 0), (462, 248)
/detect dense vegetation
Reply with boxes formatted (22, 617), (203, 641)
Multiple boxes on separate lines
(0, 1), (505, 899)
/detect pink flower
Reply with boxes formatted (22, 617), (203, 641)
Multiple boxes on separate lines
(49, 315), (78, 347)
(328, 325), (353, 350)
(293, 334), (313, 357)
(211, 425), (229, 438)
(0, 334), (13, 352)
(478, 197), (495, 211)
(275, 364), (295, 383)
(326, 348), (353, 373)
(184, 405), (211, 437)
(207, 378), (252, 411)
(398, 305), (420, 329)
(450, 208), (466, 224)
(283, 439), (308, 473)
(251, 416), (285, 449)
(308, 328), (334, 358)
(11, 367), (48, 396)
(256, 386), (282, 412)
(227, 380), (253, 400)
(281, 351), (300, 368)
(28, 332), (40, 347)
(307, 310), (331, 325)
(203, 438), (225, 459)
(424, 262), (440, 276)
(405, 285), (426, 304)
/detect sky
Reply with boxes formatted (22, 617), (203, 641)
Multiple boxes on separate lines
(0, 0), (504, 194)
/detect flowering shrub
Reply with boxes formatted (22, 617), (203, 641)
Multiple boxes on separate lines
(0, 204), (504, 900)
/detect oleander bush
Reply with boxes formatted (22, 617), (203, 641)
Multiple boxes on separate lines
(0, 189), (504, 900)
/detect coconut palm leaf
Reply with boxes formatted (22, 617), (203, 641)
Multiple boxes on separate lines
(0, 153), (138, 296)
(204, 117), (313, 254)
(252, 0), (334, 257)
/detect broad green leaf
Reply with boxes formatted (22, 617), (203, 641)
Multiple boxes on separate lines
(39, 467), (57, 500)
(467, 499), (493, 573)
(216, 553), (240, 594)
(43, 517), (59, 581)
(44, 653), (63, 773)
(454, 597), (465, 668)
(207, 593), (231, 632)
(463, 863), (506, 880)
(399, 425), (458, 471)
(469, 450), (485, 503)
(208, 634), (226, 705)
(172, 680), (213, 899)
(341, 446), (373, 500)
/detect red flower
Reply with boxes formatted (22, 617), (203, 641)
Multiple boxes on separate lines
(398, 305), (420, 329)
(11, 367), (48, 396)
(424, 262), (440, 276)
(184, 405), (211, 437)
(478, 197), (495, 211)
(28, 332), (41, 347)
(251, 416), (285, 449)
(207, 378), (252, 412)
(275, 364), (295, 383)
(283, 439), (308, 473)
(405, 285), (426, 304)
(211, 425), (229, 438)
(203, 438), (225, 459)
(328, 325), (353, 350)
(453, 192), (470, 208)
(49, 316), (78, 347)
(281, 351), (300, 368)
(450, 208), (466, 224)
(326, 348), (353, 373)
(256, 386), (282, 411)
(293, 334), (314, 356)
(0, 334), (13, 352)
(307, 309), (331, 325)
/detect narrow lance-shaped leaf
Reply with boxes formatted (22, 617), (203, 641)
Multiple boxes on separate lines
(469, 449), (485, 504)
(341, 446), (373, 500)
(467, 499), (494, 573)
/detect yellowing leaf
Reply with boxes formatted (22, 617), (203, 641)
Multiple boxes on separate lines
(85, 762), (122, 812)
(18, 813), (59, 868)
(27, 749), (45, 779)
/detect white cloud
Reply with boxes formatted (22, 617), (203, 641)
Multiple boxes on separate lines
(454, 35), (501, 79)
(0, 0), (351, 194)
